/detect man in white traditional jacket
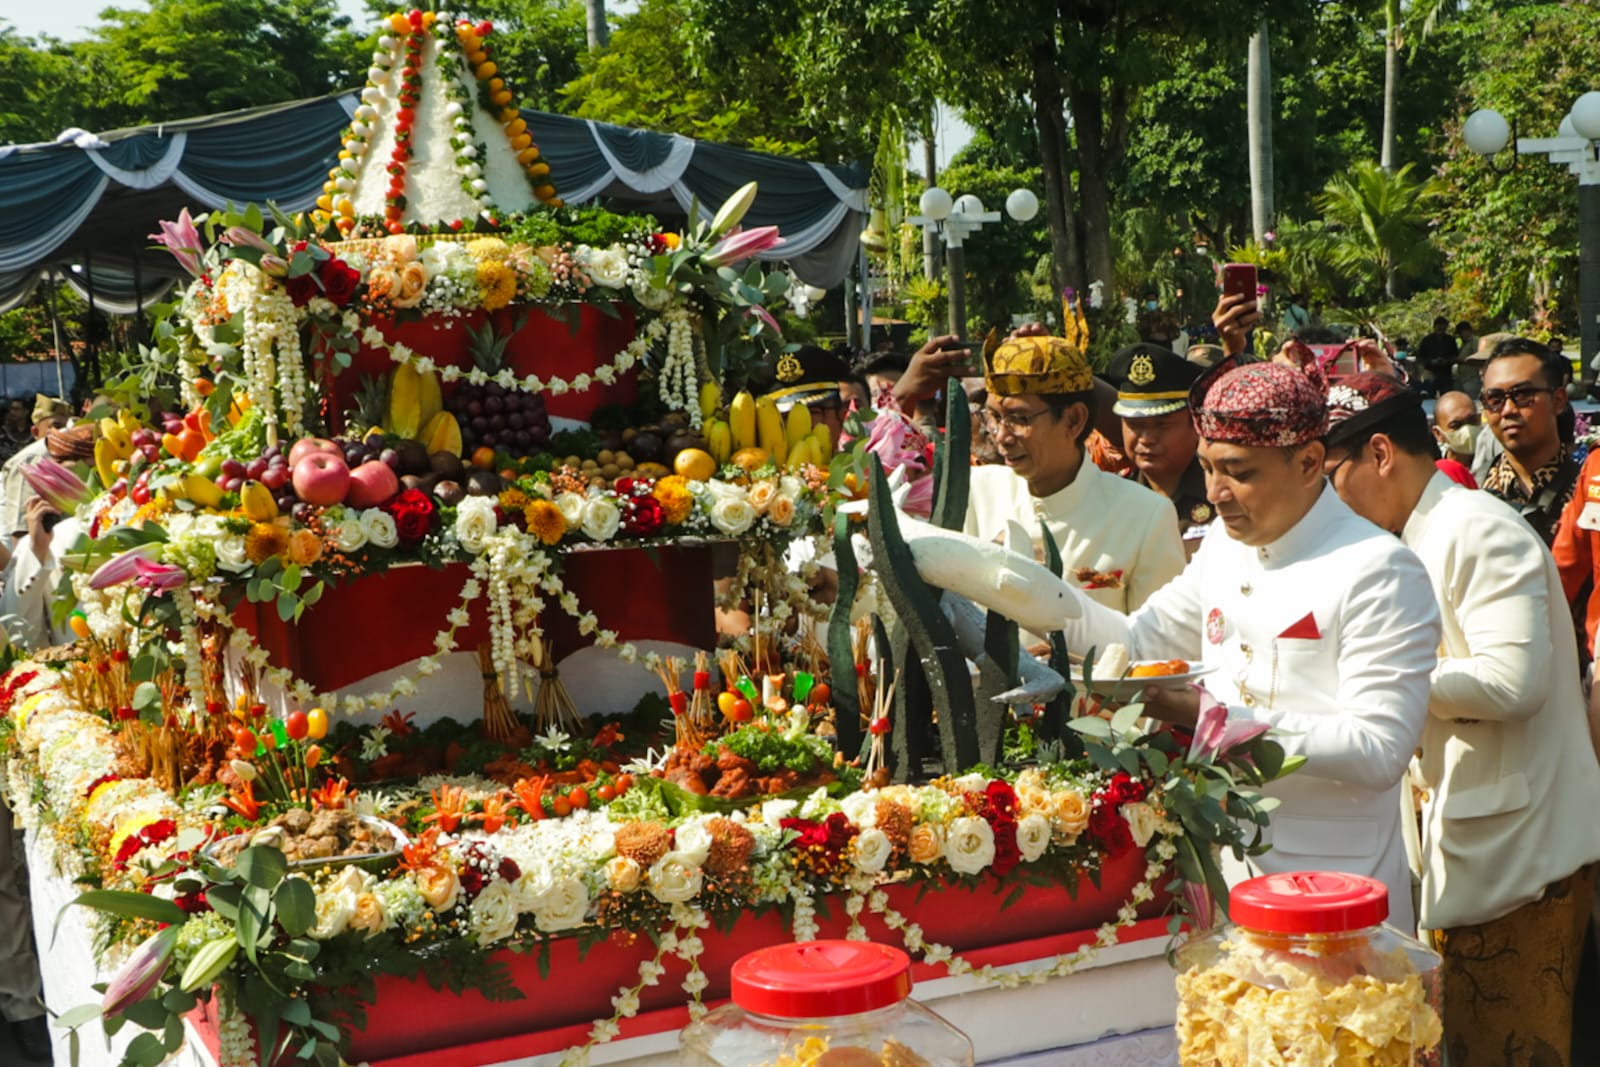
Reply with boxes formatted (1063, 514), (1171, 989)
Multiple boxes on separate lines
(1322, 372), (1600, 1066)
(1056, 354), (1441, 930)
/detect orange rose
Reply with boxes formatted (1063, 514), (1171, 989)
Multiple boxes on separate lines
(1052, 790), (1090, 843)
(287, 528), (323, 566)
(392, 261), (429, 308)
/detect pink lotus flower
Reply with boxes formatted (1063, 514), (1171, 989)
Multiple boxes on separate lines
(150, 209), (203, 277)
(220, 226), (274, 252)
(20, 457), (89, 514)
(703, 225), (783, 267)
(88, 545), (161, 590)
(1188, 687), (1270, 761)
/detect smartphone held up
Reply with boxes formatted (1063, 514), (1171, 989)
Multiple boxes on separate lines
(1219, 262), (1258, 300)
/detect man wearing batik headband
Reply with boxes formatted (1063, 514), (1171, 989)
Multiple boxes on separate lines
(1323, 372), (1600, 1066)
(1048, 339), (1441, 930)
(964, 335), (1184, 616)
(1106, 343), (1212, 552)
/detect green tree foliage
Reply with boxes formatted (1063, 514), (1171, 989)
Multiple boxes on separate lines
(1316, 161), (1441, 300)
(0, 27), (80, 144)
(935, 154), (1048, 334)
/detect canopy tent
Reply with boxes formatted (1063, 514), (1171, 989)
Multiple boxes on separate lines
(0, 93), (868, 313)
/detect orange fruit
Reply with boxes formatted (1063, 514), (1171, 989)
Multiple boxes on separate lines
(634, 462), (671, 478)
(730, 447), (769, 472)
(471, 446), (496, 469)
(673, 448), (717, 481)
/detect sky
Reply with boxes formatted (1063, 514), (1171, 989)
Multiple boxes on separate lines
(4, 0), (971, 165)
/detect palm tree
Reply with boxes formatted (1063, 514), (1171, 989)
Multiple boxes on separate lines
(1380, 0), (1462, 171)
(1247, 19), (1274, 242)
(1316, 162), (1440, 300)
(585, 0), (609, 50)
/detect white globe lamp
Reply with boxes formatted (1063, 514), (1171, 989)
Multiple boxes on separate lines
(954, 193), (986, 217)
(1005, 188), (1040, 222)
(918, 186), (953, 222)
(1463, 108), (1511, 156)
(1570, 92), (1600, 141)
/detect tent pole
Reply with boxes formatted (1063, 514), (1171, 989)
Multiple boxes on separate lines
(132, 257), (145, 350)
(83, 254), (99, 404)
(48, 270), (66, 400)
(859, 244), (874, 352)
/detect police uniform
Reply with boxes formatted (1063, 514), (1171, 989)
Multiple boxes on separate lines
(1106, 344), (1215, 543)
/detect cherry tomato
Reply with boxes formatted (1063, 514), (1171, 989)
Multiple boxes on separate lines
(614, 774), (634, 793)
(717, 691), (737, 717)
(568, 786), (590, 810)
(595, 784), (616, 803)
(730, 698), (753, 723)
(550, 795), (572, 817)
(232, 727), (257, 751)
(285, 710), (309, 741)
(809, 683), (831, 706)
(306, 707), (329, 740)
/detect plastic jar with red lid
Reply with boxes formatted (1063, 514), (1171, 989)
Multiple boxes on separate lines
(680, 941), (973, 1067)
(1173, 871), (1443, 1066)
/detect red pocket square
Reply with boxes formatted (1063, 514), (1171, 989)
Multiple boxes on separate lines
(1279, 613), (1321, 640)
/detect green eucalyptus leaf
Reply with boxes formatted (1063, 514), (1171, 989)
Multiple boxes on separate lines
(236, 846), (288, 890)
(126, 1031), (168, 1067)
(275, 878), (316, 938)
(53, 1003), (102, 1030)
(1067, 715), (1111, 739)
(1109, 703), (1143, 736)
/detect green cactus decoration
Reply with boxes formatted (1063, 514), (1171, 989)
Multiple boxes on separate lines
(1038, 522), (1080, 752)
(866, 456), (979, 777)
(932, 386), (971, 532)
(972, 609), (1019, 764)
(826, 511), (863, 758)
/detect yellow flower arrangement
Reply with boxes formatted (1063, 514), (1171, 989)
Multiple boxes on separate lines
(524, 499), (567, 546)
(132, 496), (173, 528)
(466, 237), (511, 262)
(287, 529), (323, 566)
(497, 488), (530, 512)
(246, 522), (290, 564)
(652, 475), (694, 525)
(478, 260), (517, 311)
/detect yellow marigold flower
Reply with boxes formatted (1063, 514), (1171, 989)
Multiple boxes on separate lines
(287, 528), (323, 566)
(524, 499), (566, 546)
(477, 260), (517, 311)
(132, 496), (173, 527)
(245, 522), (289, 564)
(467, 236), (511, 262)
(497, 488), (529, 512)
(659, 232), (682, 250)
(652, 475), (694, 525)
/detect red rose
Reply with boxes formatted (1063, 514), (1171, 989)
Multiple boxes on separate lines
(320, 257), (361, 307)
(984, 779), (1018, 820)
(990, 821), (1021, 877)
(458, 864), (486, 900)
(1089, 804), (1133, 856)
(284, 273), (319, 307)
(498, 857), (522, 883)
(613, 476), (636, 496)
(1103, 772), (1147, 806)
(624, 495), (664, 537)
(386, 488), (436, 546)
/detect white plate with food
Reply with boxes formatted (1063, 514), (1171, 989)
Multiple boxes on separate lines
(1080, 644), (1213, 702)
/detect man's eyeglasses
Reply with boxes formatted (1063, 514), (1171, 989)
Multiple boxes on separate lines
(1480, 386), (1553, 412)
(979, 407), (1049, 436)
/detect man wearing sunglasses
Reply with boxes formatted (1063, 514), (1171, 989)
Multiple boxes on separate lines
(1479, 338), (1579, 545)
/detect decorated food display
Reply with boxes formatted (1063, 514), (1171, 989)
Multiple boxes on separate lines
(1174, 873), (1443, 1067)
(0, 9), (1301, 1067)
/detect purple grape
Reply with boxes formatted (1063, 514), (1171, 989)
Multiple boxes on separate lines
(140, 443), (160, 461)
(292, 502), (315, 523)
(261, 466), (289, 490)
(221, 459), (245, 478)
(481, 433), (498, 447)
(222, 476), (242, 492)
(485, 396), (504, 414)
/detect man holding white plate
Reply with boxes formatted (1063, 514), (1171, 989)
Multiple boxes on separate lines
(1056, 297), (1441, 931)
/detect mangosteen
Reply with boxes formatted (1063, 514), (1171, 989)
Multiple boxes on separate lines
(629, 431), (663, 463)
(430, 452), (466, 480)
(465, 470), (503, 496)
(396, 440), (431, 475)
(434, 479), (466, 506)
(597, 429), (625, 453)
(400, 474), (422, 490)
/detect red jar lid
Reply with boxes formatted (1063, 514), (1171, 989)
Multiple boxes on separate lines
(1229, 871), (1389, 934)
(731, 941), (913, 1018)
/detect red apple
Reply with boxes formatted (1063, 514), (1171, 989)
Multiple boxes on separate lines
(292, 451), (350, 506)
(288, 437), (342, 469)
(346, 460), (400, 508)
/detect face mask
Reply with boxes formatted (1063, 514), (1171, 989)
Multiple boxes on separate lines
(1441, 422), (1480, 454)
(1145, 300), (1158, 311)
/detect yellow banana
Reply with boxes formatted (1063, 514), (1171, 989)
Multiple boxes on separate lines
(117, 409), (141, 435)
(420, 411), (463, 457)
(239, 480), (279, 522)
(811, 423), (833, 458)
(756, 396), (786, 460)
(785, 402), (812, 454)
(728, 390), (757, 452)
(698, 380), (721, 420)
(387, 362), (422, 440)
(94, 438), (120, 487)
(416, 368), (443, 434)
(706, 419), (732, 465)
(182, 474), (224, 509)
(99, 417), (133, 459)
(786, 438), (812, 470)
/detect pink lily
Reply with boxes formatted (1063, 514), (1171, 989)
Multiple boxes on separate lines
(1188, 687), (1270, 761)
(88, 544), (162, 590)
(20, 457), (89, 514)
(746, 305), (784, 337)
(703, 225), (783, 267)
(865, 411), (934, 517)
(149, 209), (203, 277)
(1181, 881), (1219, 932)
(102, 925), (178, 1018)
(132, 557), (189, 593)
(220, 226), (274, 252)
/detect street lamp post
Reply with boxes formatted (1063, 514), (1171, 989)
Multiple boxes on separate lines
(908, 186), (1039, 338)
(1465, 92), (1600, 381)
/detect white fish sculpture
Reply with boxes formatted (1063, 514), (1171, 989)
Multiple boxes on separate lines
(938, 590), (1066, 705)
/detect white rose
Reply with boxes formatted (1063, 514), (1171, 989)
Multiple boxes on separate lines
(1016, 813), (1053, 863)
(951, 773), (988, 794)
(946, 816), (996, 876)
(529, 874), (589, 933)
(647, 852), (704, 903)
(165, 513), (194, 540)
(605, 856), (642, 893)
(331, 517), (367, 553)
(852, 828), (893, 874)
(453, 496), (498, 554)
(361, 509), (399, 548)
(631, 277), (672, 311)
(761, 798), (799, 825)
(778, 475), (804, 498)
(585, 248), (630, 289)
(840, 792), (878, 830)
(310, 886), (357, 939)
(216, 533), (249, 572)
(468, 879), (521, 945)
(581, 496), (621, 542)
(555, 492), (587, 526)
(709, 495), (756, 537)
(1123, 801), (1161, 848)
(673, 819), (713, 867)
